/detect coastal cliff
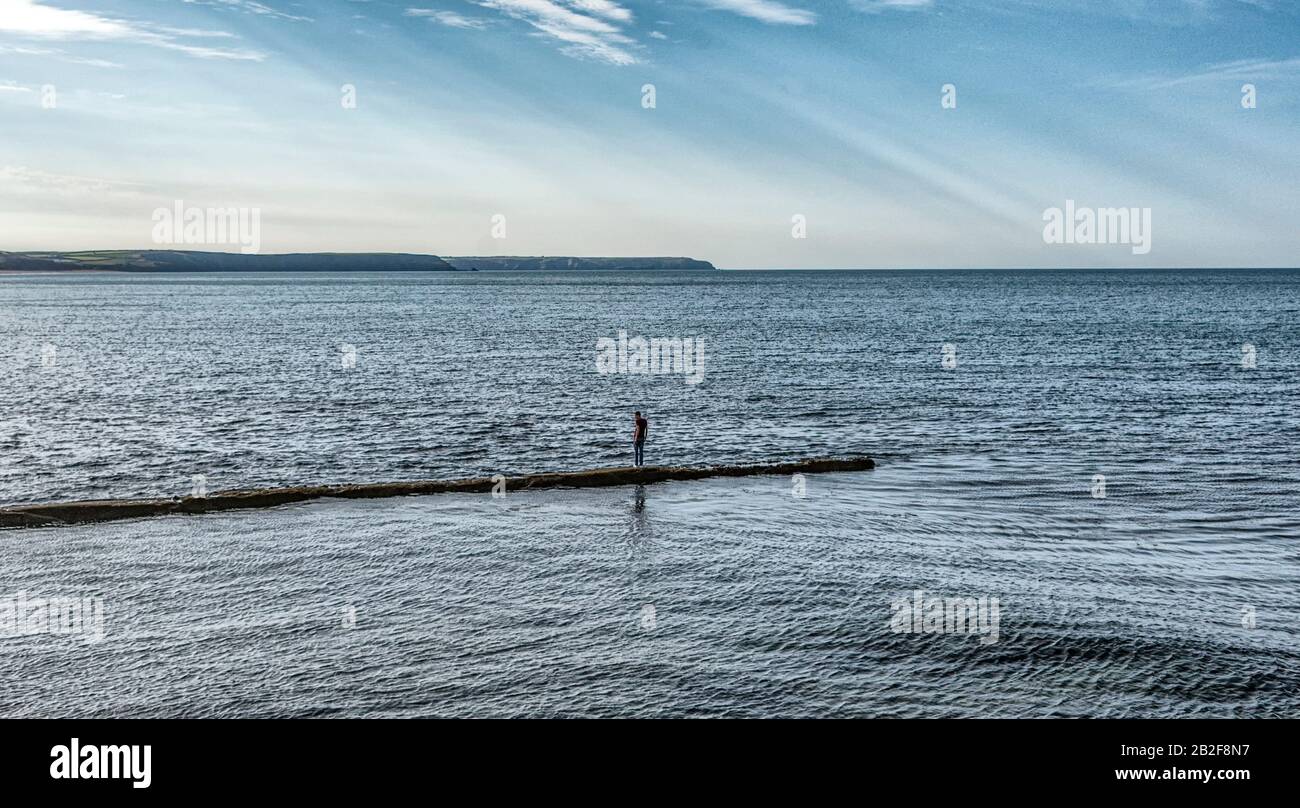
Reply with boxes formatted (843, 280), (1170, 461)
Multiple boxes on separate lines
(0, 251), (457, 272)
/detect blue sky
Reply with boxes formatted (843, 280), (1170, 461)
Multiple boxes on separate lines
(1, 0), (1297, 268)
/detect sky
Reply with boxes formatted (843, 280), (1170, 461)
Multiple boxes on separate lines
(0, 0), (1297, 268)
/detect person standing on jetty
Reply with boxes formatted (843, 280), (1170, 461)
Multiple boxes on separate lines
(633, 411), (649, 467)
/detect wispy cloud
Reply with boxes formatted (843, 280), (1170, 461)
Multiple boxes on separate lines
(847, 0), (1275, 20)
(405, 8), (490, 29)
(0, 44), (123, 68)
(0, 165), (146, 196)
(567, 0), (633, 23)
(0, 0), (132, 36)
(849, 0), (934, 13)
(0, 0), (265, 60)
(1099, 57), (1300, 90)
(697, 0), (816, 26)
(180, 0), (313, 23)
(468, 0), (639, 64)
(152, 27), (239, 39)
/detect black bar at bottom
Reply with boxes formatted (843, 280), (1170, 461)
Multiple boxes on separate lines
(0, 718), (1283, 796)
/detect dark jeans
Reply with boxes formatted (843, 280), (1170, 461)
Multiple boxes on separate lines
(634, 441), (644, 467)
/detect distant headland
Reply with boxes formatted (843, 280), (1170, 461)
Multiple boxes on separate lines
(441, 256), (715, 271)
(0, 251), (717, 272)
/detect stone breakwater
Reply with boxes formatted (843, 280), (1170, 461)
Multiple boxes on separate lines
(0, 457), (875, 529)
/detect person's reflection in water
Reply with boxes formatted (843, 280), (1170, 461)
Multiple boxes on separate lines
(630, 484), (650, 541)
(624, 484), (656, 670)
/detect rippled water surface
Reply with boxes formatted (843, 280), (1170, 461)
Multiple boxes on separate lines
(1, 269), (1298, 717)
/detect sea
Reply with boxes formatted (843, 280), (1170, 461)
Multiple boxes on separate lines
(1, 268), (1297, 717)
